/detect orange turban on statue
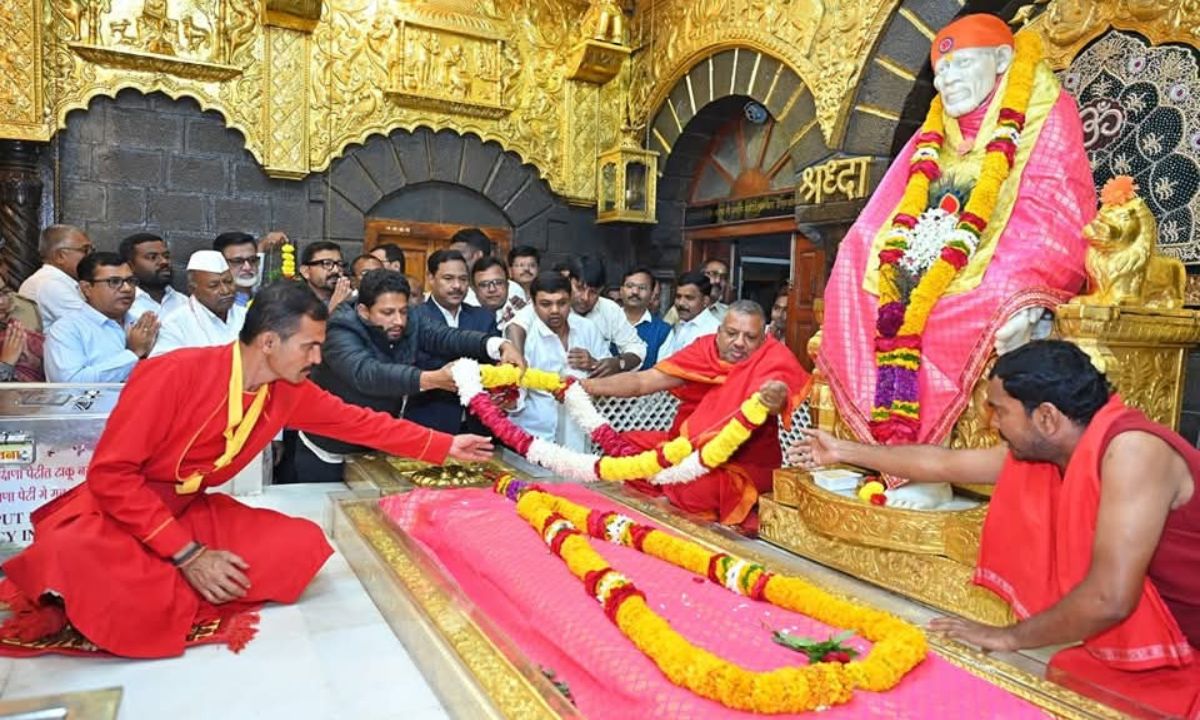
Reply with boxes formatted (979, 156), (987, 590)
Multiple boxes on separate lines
(930, 14), (1014, 66)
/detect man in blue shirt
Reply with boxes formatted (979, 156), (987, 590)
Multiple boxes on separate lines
(44, 252), (160, 383)
(618, 266), (670, 369)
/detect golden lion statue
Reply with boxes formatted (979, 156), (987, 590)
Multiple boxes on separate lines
(1072, 176), (1186, 310)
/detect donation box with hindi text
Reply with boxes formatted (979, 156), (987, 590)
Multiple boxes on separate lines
(0, 384), (123, 555)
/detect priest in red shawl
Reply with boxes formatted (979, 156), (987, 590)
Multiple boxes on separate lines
(0, 282), (495, 659)
(789, 340), (1200, 719)
(581, 300), (810, 527)
(818, 15), (1093, 485)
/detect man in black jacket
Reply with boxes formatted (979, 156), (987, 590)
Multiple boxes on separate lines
(278, 269), (523, 483)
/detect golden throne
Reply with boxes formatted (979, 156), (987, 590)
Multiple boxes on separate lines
(760, 1), (1200, 624)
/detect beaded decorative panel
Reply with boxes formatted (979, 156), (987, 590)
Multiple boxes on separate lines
(1061, 31), (1200, 264)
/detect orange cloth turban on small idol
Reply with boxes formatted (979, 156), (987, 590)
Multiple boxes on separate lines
(930, 14), (1014, 66)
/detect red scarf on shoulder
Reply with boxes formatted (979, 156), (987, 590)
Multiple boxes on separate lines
(655, 335), (811, 444)
(977, 396), (1193, 670)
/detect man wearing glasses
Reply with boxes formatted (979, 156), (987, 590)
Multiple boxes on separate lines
(213, 231), (288, 307)
(298, 241), (352, 312)
(18, 225), (94, 329)
(619, 267), (671, 369)
(44, 252), (159, 382)
(471, 256), (521, 328)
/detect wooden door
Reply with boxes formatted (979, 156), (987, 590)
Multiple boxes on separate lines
(788, 233), (825, 371)
(363, 219), (512, 294)
(682, 222), (824, 369)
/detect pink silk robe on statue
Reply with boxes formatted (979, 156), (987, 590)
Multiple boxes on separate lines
(819, 89), (1095, 445)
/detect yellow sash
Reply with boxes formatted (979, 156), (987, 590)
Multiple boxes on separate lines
(176, 343), (270, 494)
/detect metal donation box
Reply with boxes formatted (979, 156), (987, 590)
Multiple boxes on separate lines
(0, 384), (123, 553)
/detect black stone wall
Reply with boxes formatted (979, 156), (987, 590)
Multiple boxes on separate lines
(325, 129), (633, 274)
(50, 90), (316, 283)
(47, 90), (631, 288)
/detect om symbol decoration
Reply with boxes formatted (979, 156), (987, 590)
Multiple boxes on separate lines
(1080, 98), (1126, 152)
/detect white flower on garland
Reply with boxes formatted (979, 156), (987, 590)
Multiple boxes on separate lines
(899, 207), (959, 277)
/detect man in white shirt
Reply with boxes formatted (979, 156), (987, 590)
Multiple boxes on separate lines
(471, 256), (524, 329)
(663, 258), (731, 325)
(44, 252), (159, 383)
(152, 251), (247, 357)
(659, 270), (721, 361)
(18, 225), (93, 329)
(505, 256), (645, 377)
(510, 272), (610, 451)
(507, 245), (539, 301)
(121, 233), (187, 320)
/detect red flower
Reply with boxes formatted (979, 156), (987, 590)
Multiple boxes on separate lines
(958, 212), (987, 232)
(825, 651), (853, 664)
(940, 246), (969, 270)
(869, 493), (888, 506)
(879, 248), (905, 265)
(998, 108), (1026, 129)
(985, 139), (1016, 167)
(910, 159), (941, 181)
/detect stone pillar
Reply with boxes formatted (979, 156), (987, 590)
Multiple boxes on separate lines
(0, 140), (44, 289)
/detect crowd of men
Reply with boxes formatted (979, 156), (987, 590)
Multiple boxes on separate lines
(3, 222), (794, 484)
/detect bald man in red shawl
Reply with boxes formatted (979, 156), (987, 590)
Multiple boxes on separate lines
(0, 283), (494, 659)
(582, 300), (810, 527)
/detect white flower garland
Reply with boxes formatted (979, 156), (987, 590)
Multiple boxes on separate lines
(451, 359), (723, 487)
(899, 207), (960, 277)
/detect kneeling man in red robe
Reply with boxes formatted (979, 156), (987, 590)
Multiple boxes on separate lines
(582, 300), (810, 527)
(790, 340), (1200, 718)
(0, 282), (494, 659)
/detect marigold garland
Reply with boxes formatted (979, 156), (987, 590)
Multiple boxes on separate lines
(453, 359), (773, 485)
(496, 477), (927, 713)
(872, 33), (1042, 445)
(280, 242), (296, 279)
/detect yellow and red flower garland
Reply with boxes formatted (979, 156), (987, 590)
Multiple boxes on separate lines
(495, 477), (927, 713)
(453, 360), (771, 484)
(872, 33), (1042, 444)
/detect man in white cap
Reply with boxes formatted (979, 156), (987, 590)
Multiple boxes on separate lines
(152, 250), (245, 357)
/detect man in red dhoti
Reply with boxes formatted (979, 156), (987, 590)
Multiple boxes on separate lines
(581, 300), (810, 527)
(0, 282), (494, 659)
(790, 340), (1200, 718)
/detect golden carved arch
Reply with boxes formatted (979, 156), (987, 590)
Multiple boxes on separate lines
(629, 0), (903, 149)
(641, 42), (813, 141)
(642, 44), (820, 169)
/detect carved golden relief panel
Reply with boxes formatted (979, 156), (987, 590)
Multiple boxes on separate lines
(41, 0), (263, 159)
(1031, 0), (1200, 70)
(307, 0), (587, 195)
(264, 26), (308, 177)
(387, 14), (510, 118)
(62, 0), (240, 78)
(629, 0), (901, 145)
(0, 0), (43, 139)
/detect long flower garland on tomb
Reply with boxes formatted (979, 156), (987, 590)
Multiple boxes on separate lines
(871, 33), (1041, 444)
(495, 476), (928, 713)
(452, 359), (769, 485)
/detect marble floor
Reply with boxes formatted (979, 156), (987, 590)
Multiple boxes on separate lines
(0, 484), (450, 720)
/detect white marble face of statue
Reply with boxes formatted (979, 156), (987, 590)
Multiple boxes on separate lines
(933, 46), (1015, 118)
